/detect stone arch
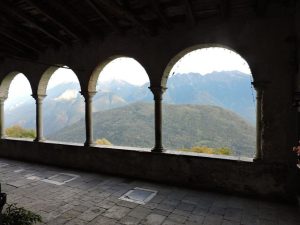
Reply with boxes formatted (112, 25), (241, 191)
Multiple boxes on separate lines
(162, 44), (253, 87)
(161, 44), (257, 158)
(88, 55), (150, 93)
(37, 65), (82, 96)
(0, 71), (33, 98)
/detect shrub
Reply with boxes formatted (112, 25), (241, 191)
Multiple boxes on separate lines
(95, 138), (112, 145)
(2, 203), (42, 225)
(179, 146), (232, 155)
(5, 125), (36, 139)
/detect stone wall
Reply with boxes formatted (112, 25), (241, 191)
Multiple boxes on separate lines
(0, 5), (299, 200)
(0, 139), (295, 201)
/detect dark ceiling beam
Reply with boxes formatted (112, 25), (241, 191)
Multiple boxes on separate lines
(98, 0), (150, 33)
(0, 28), (41, 54)
(255, 0), (269, 16)
(219, 0), (230, 18)
(0, 46), (23, 56)
(85, 0), (121, 32)
(5, 53), (38, 61)
(182, 0), (196, 26)
(25, 0), (82, 41)
(0, 1), (65, 45)
(0, 38), (28, 54)
(149, 0), (171, 29)
(0, 38), (38, 60)
(0, 16), (47, 49)
(50, 0), (92, 35)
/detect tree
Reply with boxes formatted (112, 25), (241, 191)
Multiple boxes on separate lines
(5, 125), (36, 139)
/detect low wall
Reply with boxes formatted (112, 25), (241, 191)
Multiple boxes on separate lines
(0, 139), (296, 201)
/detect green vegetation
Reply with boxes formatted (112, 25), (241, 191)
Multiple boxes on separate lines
(95, 138), (112, 145)
(48, 103), (255, 157)
(2, 203), (42, 225)
(5, 125), (36, 139)
(178, 146), (232, 155)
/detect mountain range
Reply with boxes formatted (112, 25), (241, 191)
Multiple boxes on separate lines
(48, 102), (255, 157)
(4, 70), (256, 156)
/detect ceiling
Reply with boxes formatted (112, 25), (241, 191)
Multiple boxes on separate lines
(0, 0), (296, 61)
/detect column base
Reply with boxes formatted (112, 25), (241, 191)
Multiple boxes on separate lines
(253, 156), (263, 162)
(84, 141), (95, 147)
(34, 137), (45, 142)
(0, 135), (6, 139)
(151, 146), (165, 153)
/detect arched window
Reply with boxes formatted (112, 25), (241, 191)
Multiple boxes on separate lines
(4, 73), (36, 139)
(42, 67), (85, 144)
(163, 47), (256, 157)
(93, 57), (153, 148)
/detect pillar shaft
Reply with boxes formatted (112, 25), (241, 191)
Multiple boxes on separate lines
(149, 86), (166, 153)
(298, 111), (300, 141)
(255, 89), (263, 160)
(32, 95), (46, 142)
(252, 81), (267, 160)
(82, 92), (96, 147)
(0, 97), (6, 139)
(294, 92), (300, 140)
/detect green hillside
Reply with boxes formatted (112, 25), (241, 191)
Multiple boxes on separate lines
(48, 103), (255, 157)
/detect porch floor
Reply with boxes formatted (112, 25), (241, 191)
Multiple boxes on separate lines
(0, 158), (299, 225)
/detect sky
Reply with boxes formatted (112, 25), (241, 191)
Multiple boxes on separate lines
(7, 47), (251, 98)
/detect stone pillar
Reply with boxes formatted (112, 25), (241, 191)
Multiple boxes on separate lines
(0, 97), (7, 139)
(81, 91), (96, 147)
(32, 94), (46, 142)
(252, 82), (267, 161)
(294, 92), (300, 139)
(149, 86), (167, 153)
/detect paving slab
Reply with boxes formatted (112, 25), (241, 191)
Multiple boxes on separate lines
(0, 158), (299, 225)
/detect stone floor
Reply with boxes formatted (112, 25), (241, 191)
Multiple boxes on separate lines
(0, 158), (299, 225)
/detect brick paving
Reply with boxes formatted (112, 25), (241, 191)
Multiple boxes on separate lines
(0, 158), (299, 225)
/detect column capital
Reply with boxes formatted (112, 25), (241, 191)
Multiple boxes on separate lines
(251, 81), (270, 91)
(149, 86), (167, 100)
(80, 91), (97, 99)
(0, 96), (7, 102)
(31, 94), (47, 101)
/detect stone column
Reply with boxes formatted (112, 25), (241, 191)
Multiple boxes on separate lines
(294, 92), (300, 139)
(0, 97), (7, 139)
(32, 94), (46, 142)
(252, 82), (267, 161)
(149, 86), (167, 153)
(82, 91), (96, 147)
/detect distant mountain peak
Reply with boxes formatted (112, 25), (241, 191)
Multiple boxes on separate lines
(54, 89), (78, 101)
(206, 70), (251, 77)
(99, 79), (136, 86)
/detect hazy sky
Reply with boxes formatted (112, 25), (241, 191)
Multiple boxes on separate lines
(7, 47), (251, 98)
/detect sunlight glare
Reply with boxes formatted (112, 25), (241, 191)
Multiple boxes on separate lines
(47, 68), (79, 89)
(170, 47), (251, 76)
(98, 57), (149, 86)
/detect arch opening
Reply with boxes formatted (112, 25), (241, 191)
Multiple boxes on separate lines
(91, 57), (153, 148)
(41, 67), (85, 144)
(163, 47), (256, 157)
(4, 73), (36, 140)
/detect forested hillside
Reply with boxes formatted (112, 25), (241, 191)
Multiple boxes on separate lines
(48, 103), (255, 157)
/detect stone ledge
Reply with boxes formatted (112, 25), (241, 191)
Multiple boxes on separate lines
(0, 138), (295, 201)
